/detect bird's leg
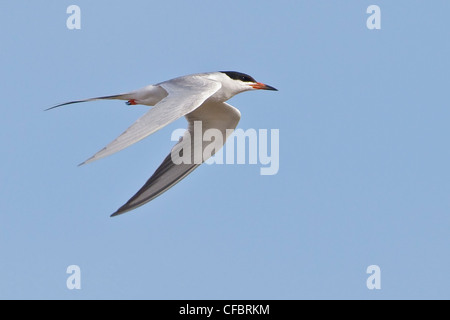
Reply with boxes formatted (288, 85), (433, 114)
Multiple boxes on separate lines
(126, 99), (138, 106)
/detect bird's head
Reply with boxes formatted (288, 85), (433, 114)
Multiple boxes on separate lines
(220, 71), (278, 94)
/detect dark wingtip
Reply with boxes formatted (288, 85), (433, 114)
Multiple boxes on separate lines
(45, 100), (86, 111)
(110, 203), (135, 217)
(110, 211), (122, 218)
(44, 106), (58, 111)
(110, 204), (127, 217)
(45, 104), (66, 111)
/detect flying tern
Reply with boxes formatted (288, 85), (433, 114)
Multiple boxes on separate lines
(48, 71), (278, 217)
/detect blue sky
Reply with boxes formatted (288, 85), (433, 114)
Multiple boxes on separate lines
(1, 1), (450, 299)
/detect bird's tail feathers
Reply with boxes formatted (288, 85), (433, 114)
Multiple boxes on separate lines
(45, 93), (135, 111)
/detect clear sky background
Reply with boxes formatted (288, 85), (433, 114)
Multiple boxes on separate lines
(1, 1), (449, 300)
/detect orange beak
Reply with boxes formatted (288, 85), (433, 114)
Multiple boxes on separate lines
(251, 82), (278, 91)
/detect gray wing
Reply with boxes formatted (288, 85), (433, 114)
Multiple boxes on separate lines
(80, 77), (222, 165)
(111, 102), (241, 217)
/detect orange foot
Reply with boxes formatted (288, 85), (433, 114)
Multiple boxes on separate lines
(126, 99), (137, 105)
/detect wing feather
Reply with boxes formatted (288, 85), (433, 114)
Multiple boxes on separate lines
(81, 78), (221, 165)
(111, 102), (241, 217)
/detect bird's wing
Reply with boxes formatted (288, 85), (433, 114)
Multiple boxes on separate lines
(80, 78), (222, 165)
(111, 102), (241, 217)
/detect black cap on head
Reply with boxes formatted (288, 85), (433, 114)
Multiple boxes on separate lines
(221, 71), (257, 83)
